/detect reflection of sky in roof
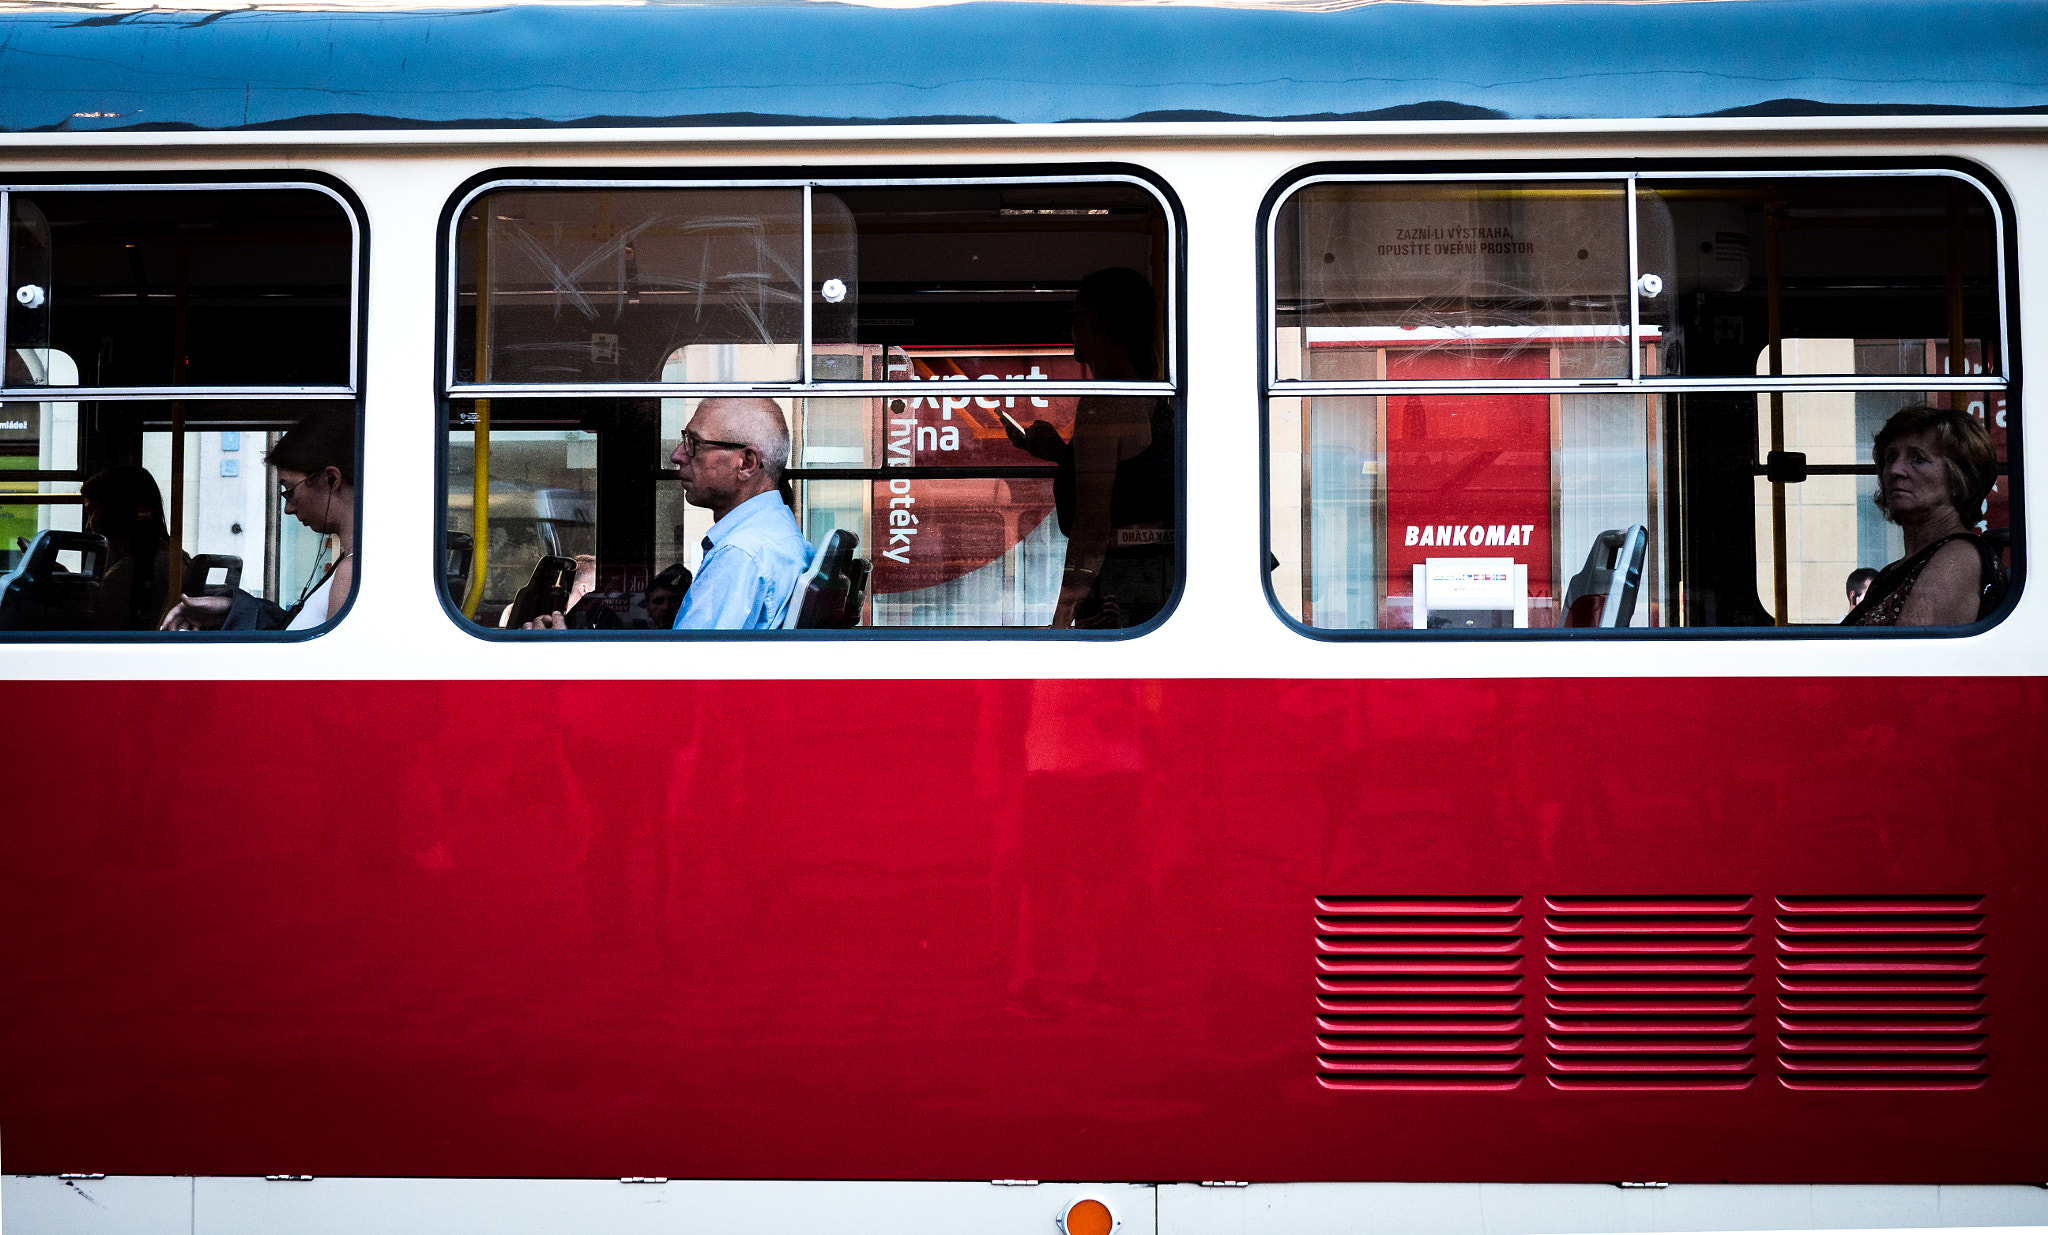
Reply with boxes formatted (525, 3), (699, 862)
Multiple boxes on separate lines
(1, 0), (2044, 132)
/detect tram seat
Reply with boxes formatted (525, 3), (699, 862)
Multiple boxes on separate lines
(0, 529), (110, 632)
(444, 532), (474, 608)
(181, 554), (243, 598)
(782, 529), (869, 630)
(841, 556), (871, 629)
(1562, 524), (1648, 629)
(506, 555), (576, 629)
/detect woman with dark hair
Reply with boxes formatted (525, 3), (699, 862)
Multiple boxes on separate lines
(161, 411), (356, 631)
(1006, 266), (1174, 628)
(1844, 404), (2004, 626)
(80, 464), (185, 630)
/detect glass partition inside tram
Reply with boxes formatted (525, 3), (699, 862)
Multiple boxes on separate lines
(443, 175), (1180, 635)
(1265, 170), (2015, 634)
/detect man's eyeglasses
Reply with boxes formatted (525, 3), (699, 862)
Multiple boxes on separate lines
(279, 474), (323, 503)
(677, 431), (752, 459)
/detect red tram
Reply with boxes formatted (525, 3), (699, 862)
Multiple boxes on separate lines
(2, 1), (2045, 1231)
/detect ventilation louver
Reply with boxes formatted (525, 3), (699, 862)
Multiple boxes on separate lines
(1316, 894), (1988, 1094)
(1540, 896), (1758, 1090)
(1774, 895), (1988, 1090)
(1314, 896), (1526, 1090)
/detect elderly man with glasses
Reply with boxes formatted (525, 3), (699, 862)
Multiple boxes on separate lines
(522, 396), (810, 632)
(664, 396), (813, 630)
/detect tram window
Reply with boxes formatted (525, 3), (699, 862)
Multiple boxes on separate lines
(1266, 171), (2015, 634)
(1, 183), (361, 637)
(444, 177), (1179, 634)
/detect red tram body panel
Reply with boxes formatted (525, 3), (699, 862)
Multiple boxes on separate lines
(5, 678), (2040, 1182)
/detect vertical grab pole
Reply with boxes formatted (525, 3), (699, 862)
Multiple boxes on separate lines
(797, 185), (813, 527)
(801, 183), (814, 384)
(461, 209), (492, 619)
(1626, 176), (1641, 384)
(1765, 189), (1788, 626)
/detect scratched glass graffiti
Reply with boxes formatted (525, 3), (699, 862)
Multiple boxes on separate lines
(454, 189), (823, 384)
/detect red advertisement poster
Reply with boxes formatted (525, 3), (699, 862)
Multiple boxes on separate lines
(1380, 347), (1553, 625)
(872, 350), (1083, 595)
(869, 477), (1060, 595)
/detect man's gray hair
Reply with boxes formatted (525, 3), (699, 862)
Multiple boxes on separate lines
(751, 406), (791, 479)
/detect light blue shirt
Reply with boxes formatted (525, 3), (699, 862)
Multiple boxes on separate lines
(673, 490), (813, 631)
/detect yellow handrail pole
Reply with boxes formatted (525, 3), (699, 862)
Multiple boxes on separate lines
(1766, 192), (1789, 627)
(461, 211), (492, 619)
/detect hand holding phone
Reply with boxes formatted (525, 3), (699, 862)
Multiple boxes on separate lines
(1006, 415), (1070, 464)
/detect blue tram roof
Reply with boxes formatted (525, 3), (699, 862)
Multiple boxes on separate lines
(1, 0), (2044, 135)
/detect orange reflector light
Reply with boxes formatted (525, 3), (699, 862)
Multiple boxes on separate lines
(1060, 1196), (1115, 1235)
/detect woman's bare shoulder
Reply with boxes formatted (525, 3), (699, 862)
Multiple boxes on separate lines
(1899, 538), (1984, 624)
(1926, 536), (1984, 575)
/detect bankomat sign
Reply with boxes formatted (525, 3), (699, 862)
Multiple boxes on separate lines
(1404, 523), (1539, 548)
(1383, 349), (1553, 627)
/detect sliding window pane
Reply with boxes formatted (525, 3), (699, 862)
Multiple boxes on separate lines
(820, 183), (1169, 380)
(7, 189), (353, 388)
(1636, 176), (2000, 379)
(1275, 181), (1634, 382)
(454, 189), (812, 385)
